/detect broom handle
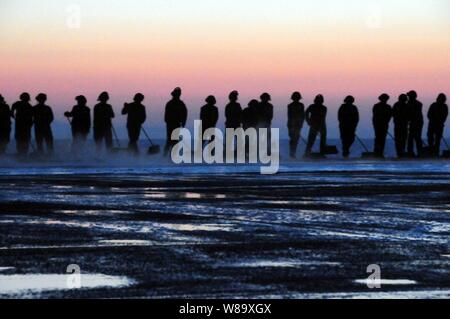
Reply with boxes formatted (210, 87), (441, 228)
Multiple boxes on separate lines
(141, 127), (155, 146)
(443, 137), (450, 150)
(355, 134), (370, 153)
(111, 124), (121, 148)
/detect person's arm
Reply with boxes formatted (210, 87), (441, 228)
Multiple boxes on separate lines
(338, 106), (343, 123)
(427, 104), (433, 121)
(213, 108), (219, 126)
(305, 107), (311, 126)
(141, 105), (147, 124)
(48, 107), (53, 124)
(10, 103), (16, 119)
(109, 105), (115, 119)
(87, 109), (92, 130)
(355, 107), (360, 125)
(181, 103), (187, 127)
(122, 103), (129, 115)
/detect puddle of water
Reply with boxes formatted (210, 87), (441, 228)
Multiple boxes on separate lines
(232, 260), (341, 268)
(354, 279), (417, 286)
(184, 192), (202, 199)
(0, 274), (134, 295)
(98, 240), (154, 246)
(160, 223), (233, 232)
(143, 193), (167, 199)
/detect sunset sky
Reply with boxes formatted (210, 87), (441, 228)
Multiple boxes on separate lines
(0, 0), (449, 138)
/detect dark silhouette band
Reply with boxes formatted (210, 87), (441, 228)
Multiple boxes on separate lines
(0, 90), (448, 159)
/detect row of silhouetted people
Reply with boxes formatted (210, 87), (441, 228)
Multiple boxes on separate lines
(0, 89), (448, 158)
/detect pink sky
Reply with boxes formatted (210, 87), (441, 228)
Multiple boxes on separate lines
(0, 0), (448, 137)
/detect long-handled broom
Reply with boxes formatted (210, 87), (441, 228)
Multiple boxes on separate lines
(141, 127), (161, 155)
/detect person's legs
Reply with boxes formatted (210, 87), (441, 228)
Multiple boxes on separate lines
(46, 127), (54, 154)
(289, 126), (300, 158)
(319, 126), (327, 155)
(35, 128), (44, 154)
(434, 125), (444, 156)
(127, 125), (140, 154)
(94, 129), (103, 152)
(416, 123), (423, 154)
(105, 128), (113, 151)
(0, 130), (10, 155)
(305, 127), (318, 155)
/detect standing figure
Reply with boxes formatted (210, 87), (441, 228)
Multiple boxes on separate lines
(258, 93), (273, 129)
(225, 91), (242, 129)
(33, 93), (54, 155)
(65, 95), (91, 152)
(372, 94), (392, 158)
(407, 90), (423, 157)
(122, 93), (147, 154)
(0, 95), (11, 155)
(200, 95), (219, 142)
(392, 94), (409, 158)
(427, 93), (448, 156)
(200, 95), (219, 155)
(304, 94), (328, 157)
(242, 99), (259, 157)
(164, 87), (187, 155)
(225, 90), (243, 151)
(11, 93), (34, 156)
(242, 100), (259, 131)
(287, 92), (305, 159)
(338, 96), (359, 158)
(93, 92), (115, 152)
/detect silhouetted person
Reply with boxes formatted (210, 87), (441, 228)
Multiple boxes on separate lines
(93, 92), (115, 151)
(242, 99), (259, 156)
(242, 99), (259, 130)
(338, 96), (359, 158)
(392, 94), (409, 157)
(407, 90), (423, 156)
(304, 94), (327, 156)
(65, 95), (91, 151)
(0, 95), (11, 155)
(258, 93), (273, 128)
(33, 93), (54, 155)
(427, 93), (448, 156)
(287, 92), (305, 158)
(11, 93), (33, 156)
(225, 91), (242, 129)
(372, 94), (392, 158)
(164, 87), (187, 155)
(122, 93), (147, 154)
(200, 95), (219, 138)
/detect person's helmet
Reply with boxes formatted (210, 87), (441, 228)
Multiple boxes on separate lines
(134, 93), (145, 102)
(378, 93), (390, 102)
(344, 95), (355, 104)
(260, 93), (271, 102)
(291, 91), (302, 101)
(36, 93), (47, 103)
(407, 90), (417, 100)
(171, 87), (182, 98)
(75, 95), (87, 104)
(20, 92), (30, 102)
(314, 94), (324, 104)
(205, 95), (216, 104)
(98, 91), (109, 102)
(398, 94), (408, 103)
(248, 99), (259, 108)
(437, 93), (446, 103)
(229, 90), (239, 101)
